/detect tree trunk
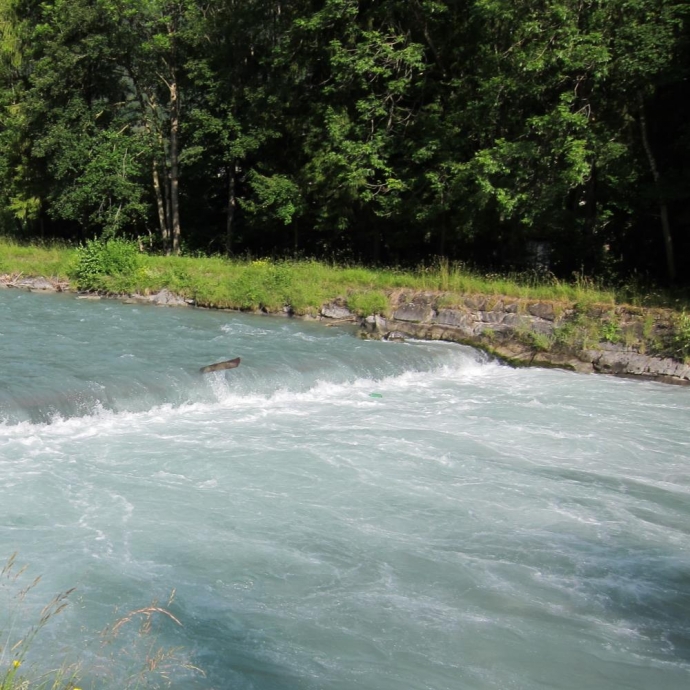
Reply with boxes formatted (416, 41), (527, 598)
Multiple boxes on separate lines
(152, 158), (169, 249)
(169, 80), (182, 255)
(164, 161), (172, 256)
(582, 162), (598, 270)
(638, 92), (675, 283)
(130, 81), (170, 252)
(584, 163), (597, 236)
(226, 162), (236, 255)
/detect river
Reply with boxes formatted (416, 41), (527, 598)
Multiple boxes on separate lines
(1, 289), (689, 689)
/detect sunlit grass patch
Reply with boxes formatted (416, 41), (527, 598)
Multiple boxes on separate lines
(0, 238), (76, 280)
(0, 237), (684, 314)
(346, 290), (390, 316)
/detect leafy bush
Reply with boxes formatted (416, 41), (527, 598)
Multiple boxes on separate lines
(670, 311), (690, 362)
(519, 329), (552, 352)
(70, 238), (141, 291)
(599, 320), (621, 344)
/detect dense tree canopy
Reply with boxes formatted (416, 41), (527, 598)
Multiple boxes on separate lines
(1, 0), (688, 283)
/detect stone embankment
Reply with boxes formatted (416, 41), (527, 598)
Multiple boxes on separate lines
(321, 294), (690, 386)
(3, 275), (689, 385)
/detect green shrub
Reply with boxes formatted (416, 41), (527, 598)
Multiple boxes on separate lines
(69, 238), (141, 291)
(524, 330), (552, 351)
(670, 311), (690, 362)
(600, 320), (621, 344)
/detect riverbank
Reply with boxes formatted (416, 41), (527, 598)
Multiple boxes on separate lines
(353, 292), (690, 385)
(2, 270), (689, 386)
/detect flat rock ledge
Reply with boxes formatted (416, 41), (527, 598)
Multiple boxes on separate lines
(125, 288), (194, 307)
(319, 297), (689, 386)
(0, 274), (67, 291)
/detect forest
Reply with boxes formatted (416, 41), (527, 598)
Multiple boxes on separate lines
(0, 0), (688, 285)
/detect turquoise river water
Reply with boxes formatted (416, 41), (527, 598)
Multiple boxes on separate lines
(1, 289), (689, 689)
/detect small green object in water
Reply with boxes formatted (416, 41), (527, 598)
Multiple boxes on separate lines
(369, 393), (383, 398)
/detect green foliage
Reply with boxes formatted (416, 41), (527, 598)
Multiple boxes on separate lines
(600, 320), (622, 344)
(513, 320), (555, 352)
(70, 238), (141, 291)
(553, 306), (627, 350)
(528, 331), (553, 352)
(642, 314), (656, 339)
(1, 0), (689, 280)
(0, 0), (22, 71)
(222, 260), (286, 310)
(346, 290), (389, 317)
(45, 124), (150, 235)
(670, 311), (690, 362)
(7, 195), (40, 222)
(241, 173), (302, 226)
(553, 311), (593, 349)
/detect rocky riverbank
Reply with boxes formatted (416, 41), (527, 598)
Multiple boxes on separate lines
(318, 292), (690, 386)
(3, 274), (689, 386)
(350, 294), (690, 385)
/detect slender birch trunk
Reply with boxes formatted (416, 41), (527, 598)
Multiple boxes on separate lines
(152, 158), (169, 247)
(638, 92), (675, 283)
(131, 81), (170, 251)
(226, 161), (236, 255)
(169, 79), (181, 255)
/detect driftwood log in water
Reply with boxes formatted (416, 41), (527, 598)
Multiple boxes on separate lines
(199, 357), (241, 374)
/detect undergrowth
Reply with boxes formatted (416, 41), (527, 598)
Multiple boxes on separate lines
(3, 237), (690, 320)
(69, 238), (141, 291)
(3, 238), (690, 364)
(670, 311), (690, 362)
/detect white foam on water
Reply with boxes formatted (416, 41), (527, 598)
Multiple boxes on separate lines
(2, 291), (690, 690)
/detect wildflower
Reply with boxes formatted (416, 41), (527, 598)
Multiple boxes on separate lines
(13, 660), (21, 668)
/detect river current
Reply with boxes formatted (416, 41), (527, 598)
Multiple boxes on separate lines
(1, 289), (689, 689)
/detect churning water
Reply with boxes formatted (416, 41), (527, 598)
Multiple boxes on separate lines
(1, 289), (689, 690)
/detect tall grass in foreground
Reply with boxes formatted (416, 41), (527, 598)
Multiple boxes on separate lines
(1, 554), (78, 690)
(3, 236), (688, 312)
(1, 554), (201, 690)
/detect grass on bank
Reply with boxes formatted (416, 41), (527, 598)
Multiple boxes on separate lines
(98, 253), (624, 312)
(1, 237), (623, 312)
(2, 237), (690, 361)
(0, 239), (76, 280)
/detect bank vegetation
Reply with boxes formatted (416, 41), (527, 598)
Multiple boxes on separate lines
(2, 238), (689, 367)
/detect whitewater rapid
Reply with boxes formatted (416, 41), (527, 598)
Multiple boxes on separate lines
(1, 290), (689, 689)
